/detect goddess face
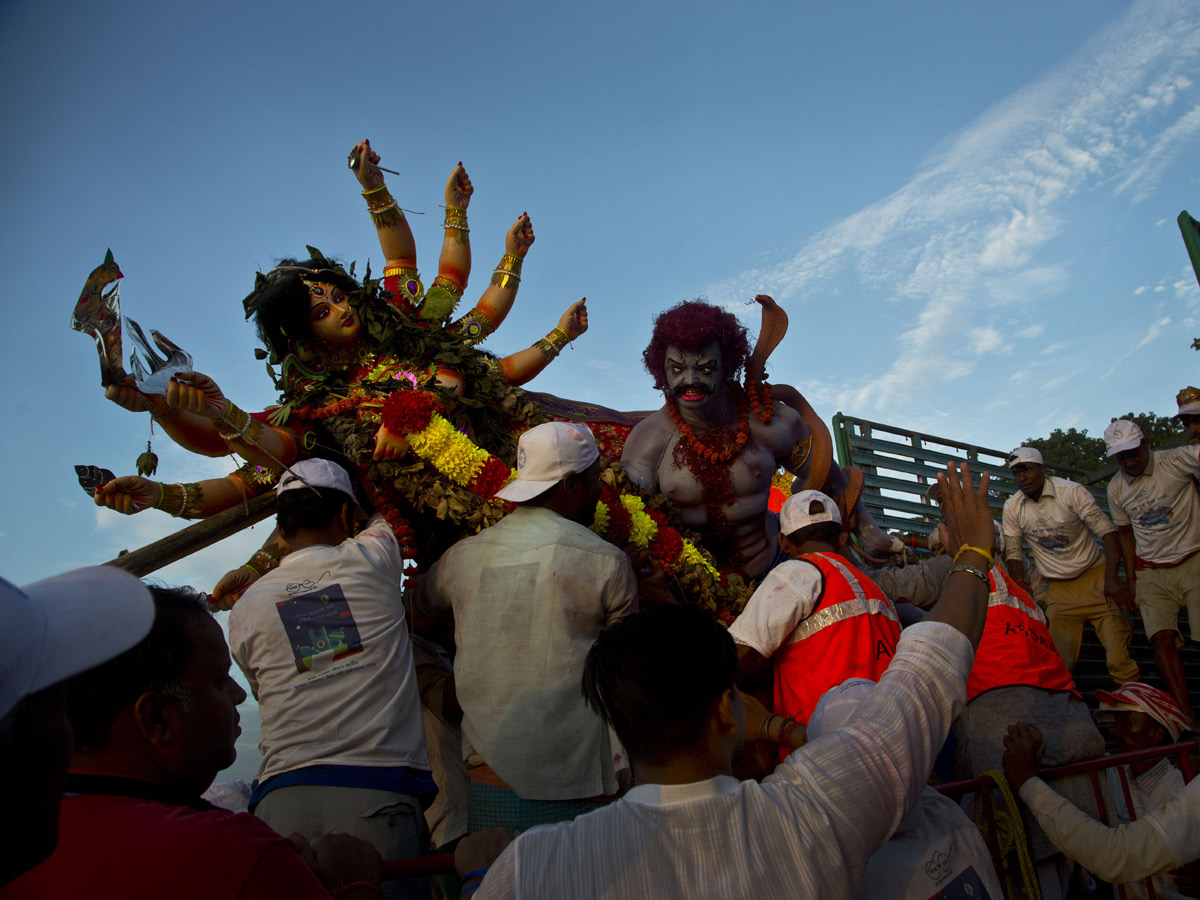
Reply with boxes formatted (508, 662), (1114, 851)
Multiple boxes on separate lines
(306, 282), (360, 350)
(664, 342), (724, 413)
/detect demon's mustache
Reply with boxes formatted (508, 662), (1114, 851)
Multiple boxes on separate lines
(672, 382), (715, 398)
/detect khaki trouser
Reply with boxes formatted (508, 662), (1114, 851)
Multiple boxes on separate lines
(1044, 563), (1138, 684)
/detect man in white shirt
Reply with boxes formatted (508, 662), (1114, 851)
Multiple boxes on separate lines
(425, 422), (637, 833)
(450, 462), (999, 900)
(229, 459), (433, 900)
(1104, 419), (1200, 723)
(1002, 445), (1137, 683)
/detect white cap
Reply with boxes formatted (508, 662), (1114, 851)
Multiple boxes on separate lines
(1006, 447), (1043, 468)
(780, 489), (842, 537)
(1175, 386), (1200, 417)
(1, 567), (155, 719)
(807, 678), (876, 740)
(1103, 420), (1145, 457)
(494, 422), (599, 503)
(277, 458), (363, 513)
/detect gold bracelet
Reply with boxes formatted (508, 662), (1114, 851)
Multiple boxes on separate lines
(242, 548), (281, 578)
(216, 404), (252, 441)
(490, 253), (523, 289)
(547, 326), (570, 351)
(383, 264), (419, 279)
(363, 186), (405, 229)
(953, 544), (995, 567)
(443, 206), (469, 243)
(181, 482), (205, 519)
(951, 564), (990, 586)
(156, 482), (185, 517)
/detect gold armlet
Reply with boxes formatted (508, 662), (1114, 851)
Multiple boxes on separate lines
(242, 546), (282, 578)
(455, 307), (497, 345)
(431, 275), (465, 305)
(788, 435), (813, 472)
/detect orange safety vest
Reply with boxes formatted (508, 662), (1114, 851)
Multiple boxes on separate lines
(967, 566), (1079, 701)
(772, 552), (901, 727)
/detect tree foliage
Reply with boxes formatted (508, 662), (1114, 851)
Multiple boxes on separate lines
(1022, 412), (1184, 473)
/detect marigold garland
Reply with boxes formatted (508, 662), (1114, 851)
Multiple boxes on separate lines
(591, 490), (719, 581)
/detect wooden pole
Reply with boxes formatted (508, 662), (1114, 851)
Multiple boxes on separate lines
(103, 493), (277, 577)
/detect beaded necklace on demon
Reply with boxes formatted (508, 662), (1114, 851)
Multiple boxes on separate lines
(668, 379), (774, 562)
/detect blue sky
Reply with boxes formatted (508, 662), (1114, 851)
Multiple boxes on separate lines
(2, 1), (1199, 777)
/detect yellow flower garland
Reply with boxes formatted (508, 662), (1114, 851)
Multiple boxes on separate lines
(407, 413), (516, 491)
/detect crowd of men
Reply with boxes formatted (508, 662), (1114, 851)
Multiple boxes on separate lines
(3, 299), (1199, 898)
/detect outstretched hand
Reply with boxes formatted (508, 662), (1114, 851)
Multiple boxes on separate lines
(104, 374), (165, 415)
(349, 139), (385, 192)
(211, 567), (258, 611)
(1002, 722), (1045, 790)
(445, 162), (473, 209)
(94, 476), (158, 515)
(937, 462), (993, 561)
(505, 213), (535, 258)
(168, 372), (227, 420)
(558, 298), (588, 340)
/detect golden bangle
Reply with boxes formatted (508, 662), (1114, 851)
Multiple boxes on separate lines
(156, 482), (185, 517)
(490, 253), (523, 289)
(360, 184), (389, 196)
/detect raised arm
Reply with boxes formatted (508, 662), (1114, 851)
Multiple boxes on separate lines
(489, 298), (587, 387)
(429, 163), (474, 313)
(921, 462), (994, 648)
(449, 214), (535, 345)
(350, 139), (417, 268)
(166, 372), (299, 469)
(103, 374), (231, 457)
(93, 472), (259, 519)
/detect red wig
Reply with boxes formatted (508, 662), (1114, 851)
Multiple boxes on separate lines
(642, 300), (750, 392)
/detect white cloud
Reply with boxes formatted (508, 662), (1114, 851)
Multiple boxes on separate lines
(705, 0), (1200, 414)
(1102, 316), (1172, 377)
(1134, 285), (1149, 295)
(1040, 342), (1067, 356)
(1016, 323), (1045, 339)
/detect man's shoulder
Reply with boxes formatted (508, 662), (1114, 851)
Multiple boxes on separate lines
(65, 792), (281, 845)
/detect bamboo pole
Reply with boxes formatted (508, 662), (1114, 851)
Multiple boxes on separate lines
(103, 493), (277, 577)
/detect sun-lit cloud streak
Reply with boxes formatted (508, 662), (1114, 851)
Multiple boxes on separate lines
(707, 0), (1200, 417)
(1102, 316), (1172, 378)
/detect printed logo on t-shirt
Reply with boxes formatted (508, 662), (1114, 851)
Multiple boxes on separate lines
(1033, 533), (1070, 551)
(1135, 505), (1174, 529)
(926, 866), (990, 898)
(275, 583), (364, 673)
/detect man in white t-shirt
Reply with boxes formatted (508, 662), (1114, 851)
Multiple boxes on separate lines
(1002, 445), (1137, 683)
(229, 459), (433, 900)
(1104, 420), (1200, 723)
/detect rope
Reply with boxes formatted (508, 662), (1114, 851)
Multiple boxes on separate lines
(977, 769), (1042, 900)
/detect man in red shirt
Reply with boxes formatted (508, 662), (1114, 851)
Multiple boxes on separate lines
(5, 584), (383, 900)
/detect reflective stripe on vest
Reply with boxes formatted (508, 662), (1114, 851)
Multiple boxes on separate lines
(772, 553), (901, 728)
(786, 554), (900, 646)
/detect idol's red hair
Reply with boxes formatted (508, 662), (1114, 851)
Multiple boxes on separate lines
(642, 300), (750, 391)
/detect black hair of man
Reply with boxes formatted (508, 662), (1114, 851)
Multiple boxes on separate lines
(276, 486), (354, 537)
(784, 521), (843, 547)
(582, 605), (738, 766)
(65, 585), (210, 752)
